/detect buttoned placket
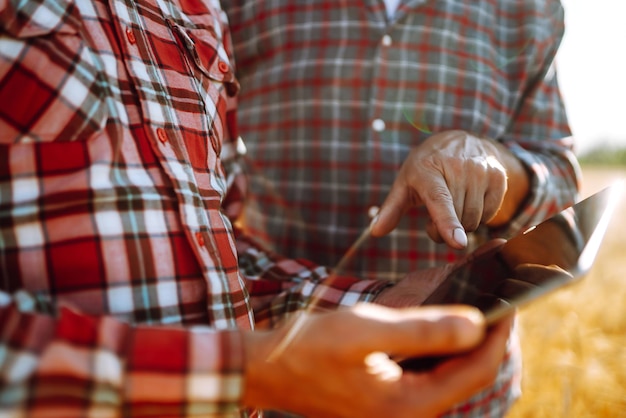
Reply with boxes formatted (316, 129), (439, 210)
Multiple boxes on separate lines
(369, 29), (396, 138)
(364, 19), (398, 207)
(114, 2), (248, 329)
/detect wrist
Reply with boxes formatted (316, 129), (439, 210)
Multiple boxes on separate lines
(241, 328), (285, 411)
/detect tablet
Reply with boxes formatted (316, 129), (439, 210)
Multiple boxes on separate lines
(421, 180), (623, 323)
(399, 180), (623, 371)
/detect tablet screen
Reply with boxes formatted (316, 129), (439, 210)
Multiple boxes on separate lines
(399, 182), (622, 371)
(421, 181), (623, 323)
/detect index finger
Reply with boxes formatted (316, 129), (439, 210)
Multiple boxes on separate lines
(419, 175), (467, 249)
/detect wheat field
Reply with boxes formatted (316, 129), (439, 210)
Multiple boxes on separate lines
(507, 166), (626, 418)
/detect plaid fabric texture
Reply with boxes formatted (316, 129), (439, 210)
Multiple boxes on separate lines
(226, 0), (581, 279)
(225, 0), (581, 416)
(0, 0), (390, 415)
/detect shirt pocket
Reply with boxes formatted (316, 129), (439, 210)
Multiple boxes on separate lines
(166, 16), (239, 156)
(0, 0), (108, 143)
(166, 18), (240, 97)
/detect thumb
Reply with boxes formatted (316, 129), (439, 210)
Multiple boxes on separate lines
(350, 304), (486, 358)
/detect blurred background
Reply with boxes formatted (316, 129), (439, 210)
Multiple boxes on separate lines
(557, 0), (626, 155)
(508, 1), (626, 416)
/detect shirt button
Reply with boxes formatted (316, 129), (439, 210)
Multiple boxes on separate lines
(372, 118), (386, 132)
(156, 128), (168, 143)
(381, 34), (392, 46)
(195, 232), (205, 246)
(217, 61), (230, 73)
(126, 28), (136, 44)
(368, 206), (380, 219)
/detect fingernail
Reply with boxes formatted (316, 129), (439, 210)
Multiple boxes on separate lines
(453, 227), (467, 247)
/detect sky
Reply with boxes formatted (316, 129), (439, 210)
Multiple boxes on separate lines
(556, 0), (626, 153)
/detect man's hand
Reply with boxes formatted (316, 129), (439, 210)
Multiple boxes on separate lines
(370, 130), (529, 249)
(243, 304), (512, 418)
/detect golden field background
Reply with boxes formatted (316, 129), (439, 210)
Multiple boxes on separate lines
(507, 166), (626, 417)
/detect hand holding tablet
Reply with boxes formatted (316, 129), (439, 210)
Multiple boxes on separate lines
(398, 180), (623, 371)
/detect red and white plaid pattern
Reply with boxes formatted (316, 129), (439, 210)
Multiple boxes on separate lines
(0, 0), (390, 415)
(225, 0), (581, 416)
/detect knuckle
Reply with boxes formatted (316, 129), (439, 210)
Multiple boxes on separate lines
(425, 186), (453, 205)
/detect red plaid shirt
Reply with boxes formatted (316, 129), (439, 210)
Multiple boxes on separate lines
(0, 0), (389, 416)
(225, 0), (581, 416)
